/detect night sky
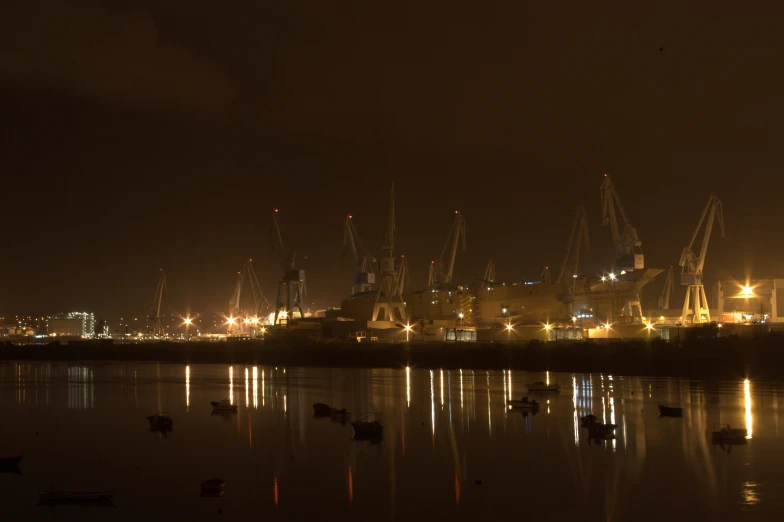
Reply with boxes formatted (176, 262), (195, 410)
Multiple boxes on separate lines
(1, 1), (782, 319)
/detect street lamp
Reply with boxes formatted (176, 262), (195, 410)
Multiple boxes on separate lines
(404, 324), (413, 342)
(505, 322), (513, 342)
(184, 317), (192, 340)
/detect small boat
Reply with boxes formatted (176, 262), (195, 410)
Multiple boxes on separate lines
(146, 414), (174, 432)
(588, 423), (617, 438)
(580, 414), (597, 428)
(200, 479), (225, 497)
(712, 425), (747, 443)
(658, 405), (683, 418)
(351, 414), (384, 440)
(39, 490), (113, 504)
(313, 403), (332, 416)
(528, 382), (561, 392)
(507, 397), (540, 410)
(210, 399), (238, 412)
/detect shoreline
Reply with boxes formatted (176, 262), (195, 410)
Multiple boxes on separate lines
(2, 335), (784, 380)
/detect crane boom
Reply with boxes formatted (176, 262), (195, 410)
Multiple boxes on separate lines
(271, 208), (305, 325)
(556, 205), (590, 285)
(484, 259), (496, 282)
(343, 215), (376, 295)
(149, 269), (166, 337)
(245, 259), (270, 316)
(600, 174), (643, 271)
(431, 211), (467, 286)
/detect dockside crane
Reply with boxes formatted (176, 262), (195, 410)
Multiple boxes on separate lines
(395, 255), (409, 298)
(679, 194), (725, 324)
(428, 211), (467, 287)
(149, 269), (166, 337)
(227, 270), (244, 335)
(372, 184), (407, 323)
(272, 208), (306, 326)
(658, 266), (674, 310)
(601, 174), (644, 272)
(343, 214), (377, 295)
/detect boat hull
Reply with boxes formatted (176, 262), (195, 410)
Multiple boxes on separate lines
(657, 405), (683, 417)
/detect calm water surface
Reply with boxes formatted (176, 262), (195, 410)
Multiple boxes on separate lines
(0, 362), (782, 521)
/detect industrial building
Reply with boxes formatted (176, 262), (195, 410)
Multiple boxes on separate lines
(47, 312), (95, 338)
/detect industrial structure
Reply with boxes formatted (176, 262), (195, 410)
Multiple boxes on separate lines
(370, 184), (407, 326)
(149, 269), (166, 337)
(47, 312), (96, 338)
(272, 209), (306, 326)
(679, 194), (725, 324)
(427, 210), (466, 287)
(226, 259), (271, 336)
(343, 214), (376, 295)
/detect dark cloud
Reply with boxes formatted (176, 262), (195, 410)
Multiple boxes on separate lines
(0, 1), (235, 113)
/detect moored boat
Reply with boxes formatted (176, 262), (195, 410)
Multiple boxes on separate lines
(658, 405), (683, 418)
(211, 399), (238, 412)
(200, 479), (225, 497)
(507, 397), (540, 410)
(712, 425), (747, 443)
(146, 414), (174, 432)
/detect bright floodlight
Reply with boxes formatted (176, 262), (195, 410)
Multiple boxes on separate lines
(404, 324), (413, 332)
(609, 273), (616, 281)
(227, 317), (236, 325)
(544, 323), (551, 330)
(251, 317), (259, 324)
(742, 285), (753, 296)
(243, 318), (250, 324)
(505, 323), (513, 331)
(604, 323), (611, 330)
(601, 276), (607, 282)
(646, 323), (653, 330)
(458, 313), (464, 318)
(184, 318), (191, 325)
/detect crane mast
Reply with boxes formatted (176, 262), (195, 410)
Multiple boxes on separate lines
(272, 209), (306, 326)
(343, 214), (377, 295)
(245, 259), (270, 317)
(679, 194), (725, 324)
(658, 266), (674, 310)
(484, 259), (496, 283)
(429, 211), (466, 286)
(149, 269), (166, 337)
(372, 184), (407, 323)
(227, 270), (244, 335)
(395, 255), (409, 298)
(600, 174), (644, 271)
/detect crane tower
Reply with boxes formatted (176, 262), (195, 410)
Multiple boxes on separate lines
(272, 209), (306, 326)
(601, 174), (644, 272)
(372, 184), (407, 323)
(427, 210), (467, 287)
(343, 214), (377, 295)
(679, 194), (725, 324)
(149, 269), (166, 337)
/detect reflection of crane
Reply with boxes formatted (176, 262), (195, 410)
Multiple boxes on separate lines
(428, 211), (466, 287)
(679, 194), (725, 324)
(227, 270), (244, 335)
(658, 266), (674, 310)
(483, 259), (496, 283)
(343, 214), (377, 295)
(149, 269), (166, 337)
(372, 184), (407, 323)
(601, 174), (644, 271)
(556, 205), (590, 286)
(272, 209), (306, 326)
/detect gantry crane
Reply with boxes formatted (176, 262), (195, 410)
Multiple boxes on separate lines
(483, 259), (496, 283)
(658, 266), (674, 310)
(149, 269), (166, 337)
(427, 210), (466, 287)
(343, 214), (377, 295)
(601, 174), (644, 271)
(272, 208), (306, 326)
(227, 270), (244, 335)
(372, 184), (407, 323)
(395, 255), (409, 298)
(556, 205), (590, 287)
(679, 194), (725, 324)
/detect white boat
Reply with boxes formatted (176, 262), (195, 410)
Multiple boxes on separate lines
(528, 382), (561, 392)
(210, 399), (238, 412)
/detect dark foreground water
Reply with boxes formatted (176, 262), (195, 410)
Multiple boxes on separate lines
(0, 362), (780, 521)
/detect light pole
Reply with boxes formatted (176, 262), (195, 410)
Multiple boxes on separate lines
(506, 322), (513, 342)
(404, 324), (413, 343)
(184, 317), (192, 340)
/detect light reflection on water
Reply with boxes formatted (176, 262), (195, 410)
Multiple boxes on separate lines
(0, 363), (781, 520)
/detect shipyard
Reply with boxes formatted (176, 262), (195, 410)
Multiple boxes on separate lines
(3, 176), (781, 350)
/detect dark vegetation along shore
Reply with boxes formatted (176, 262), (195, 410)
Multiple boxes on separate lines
(3, 333), (784, 380)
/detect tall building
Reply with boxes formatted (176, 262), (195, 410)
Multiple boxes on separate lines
(47, 312), (95, 337)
